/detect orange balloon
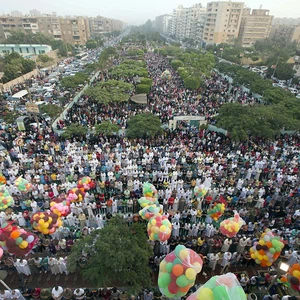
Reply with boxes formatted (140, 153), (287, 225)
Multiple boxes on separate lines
(10, 231), (20, 239)
(172, 264), (184, 276)
(179, 285), (190, 293)
(259, 250), (265, 255)
(266, 242), (272, 248)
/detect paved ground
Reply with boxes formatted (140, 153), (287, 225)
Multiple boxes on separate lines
(3, 263), (288, 300)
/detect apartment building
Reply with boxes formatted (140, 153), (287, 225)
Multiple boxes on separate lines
(0, 12), (124, 45)
(203, 1), (244, 45)
(238, 8), (273, 47)
(270, 24), (300, 45)
(89, 16), (124, 37)
(166, 4), (206, 42)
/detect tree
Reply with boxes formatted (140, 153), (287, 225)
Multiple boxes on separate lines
(85, 80), (133, 104)
(62, 123), (88, 139)
(95, 121), (120, 136)
(39, 104), (62, 119)
(67, 216), (152, 293)
(171, 59), (184, 70)
(86, 39), (103, 49)
(2, 53), (35, 83)
(272, 63), (296, 80)
(37, 54), (54, 63)
(126, 113), (163, 139)
(136, 84), (151, 94)
(60, 72), (88, 89)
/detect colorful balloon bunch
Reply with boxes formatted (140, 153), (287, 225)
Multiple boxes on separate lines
(250, 230), (285, 267)
(50, 197), (71, 217)
(0, 223), (38, 256)
(147, 215), (172, 242)
(78, 176), (92, 191)
(0, 174), (6, 185)
(143, 182), (158, 199)
(158, 245), (203, 299)
(138, 197), (158, 208)
(66, 188), (85, 203)
(0, 186), (14, 210)
(279, 263), (300, 291)
(207, 203), (226, 221)
(31, 212), (62, 235)
(161, 69), (171, 80)
(194, 186), (207, 198)
(220, 212), (245, 238)
(139, 204), (163, 221)
(187, 273), (246, 300)
(15, 177), (33, 193)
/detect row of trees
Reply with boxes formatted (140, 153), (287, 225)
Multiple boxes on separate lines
(157, 46), (216, 90)
(216, 62), (295, 102)
(208, 38), (297, 80)
(110, 59), (148, 78)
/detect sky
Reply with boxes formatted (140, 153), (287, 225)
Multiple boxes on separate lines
(1, 0), (300, 25)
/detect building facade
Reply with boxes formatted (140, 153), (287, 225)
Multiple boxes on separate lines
(89, 16), (124, 37)
(0, 12), (124, 45)
(0, 44), (52, 58)
(164, 4), (206, 43)
(238, 8), (273, 47)
(203, 1), (244, 45)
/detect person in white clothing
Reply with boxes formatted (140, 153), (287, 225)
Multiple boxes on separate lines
(51, 286), (64, 300)
(221, 252), (232, 267)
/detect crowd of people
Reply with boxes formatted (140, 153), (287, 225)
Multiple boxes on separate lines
(0, 45), (299, 299)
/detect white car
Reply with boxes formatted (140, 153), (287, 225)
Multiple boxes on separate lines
(289, 88), (298, 94)
(296, 94), (300, 99)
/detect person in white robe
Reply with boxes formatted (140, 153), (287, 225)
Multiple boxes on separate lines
(20, 259), (31, 276)
(172, 222), (180, 237)
(221, 239), (232, 252)
(221, 252), (232, 267)
(49, 258), (59, 275)
(208, 253), (219, 271)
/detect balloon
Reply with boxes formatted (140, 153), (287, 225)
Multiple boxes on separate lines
(31, 212), (62, 235)
(158, 245), (203, 299)
(14, 177), (33, 193)
(187, 273), (246, 300)
(207, 202), (226, 221)
(250, 230), (285, 267)
(220, 212), (245, 238)
(0, 247), (3, 259)
(147, 215), (172, 242)
(0, 186), (14, 210)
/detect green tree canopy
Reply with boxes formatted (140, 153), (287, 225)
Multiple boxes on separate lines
(67, 216), (152, 293)
(85, 80), (133, 104)
(216, 103), (300, 142)
(37, 54), (54, 63)
(2, 52), (35, 83)
(39, 104), (62, 119)
(60, 72), (88, 89)
(95, 121), (120, 136)
(126, 113), (163, 139)
(86, 39), (103, 49)
(62, 123), (88, 139)
(110, 60), (148, 78)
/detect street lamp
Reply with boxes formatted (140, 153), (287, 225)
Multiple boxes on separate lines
(265, 261), (290, 295)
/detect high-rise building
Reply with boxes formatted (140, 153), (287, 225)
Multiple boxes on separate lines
(238, 8), (273, 47)
(10, 11), (23, 17)
(166, 4), (206, 42)
(203, 1), (244, 45)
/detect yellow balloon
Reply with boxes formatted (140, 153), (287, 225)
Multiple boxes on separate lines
(160, 225), (167, 232)
(196, 288), (213, 300)
(39, 219), (45, 225)
(185, 268), (197, 280)
(293, 270), (300, 278)
(179, 249), (189, 260)
(160, 260), (167, 272)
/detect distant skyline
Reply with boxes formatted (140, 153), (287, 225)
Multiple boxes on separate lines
(1, 0), (300, 25)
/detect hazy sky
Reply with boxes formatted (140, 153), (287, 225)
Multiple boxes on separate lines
(1, 0), (300, 25)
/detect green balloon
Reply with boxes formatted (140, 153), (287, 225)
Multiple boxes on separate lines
(15, 237), (23, 245)
(270, 247), (276, 254)
(175, 245), (185, 256)
(158, 272), (171, 288)
(176, 275), (189, 288)
(230, 286), (246, 300)
(173, 258), (182, 265)
(154, 233), (159, 240)
(205, 276), (218, 289)
(162, 289), (175, 299)
(213, 286), (230, 300)
(162, 220), (170, 226)
(166, 262), (173, 273)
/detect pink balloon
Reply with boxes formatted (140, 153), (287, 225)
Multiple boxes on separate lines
(0, 247), (3, 259)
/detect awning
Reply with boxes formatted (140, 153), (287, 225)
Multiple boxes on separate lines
(12, 90), (28, 99)
(131, 94), (147, 104)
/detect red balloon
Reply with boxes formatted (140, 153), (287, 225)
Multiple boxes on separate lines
(168, 281), (179, 295)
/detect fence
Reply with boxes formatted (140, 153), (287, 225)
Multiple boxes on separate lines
(52, 71), (100, 133)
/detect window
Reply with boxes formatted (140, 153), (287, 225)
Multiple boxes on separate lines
(19, 48), (22, 53)
(26, 48), (29, 53)
(39, 50), (45, 54)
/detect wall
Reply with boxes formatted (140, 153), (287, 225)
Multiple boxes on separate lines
(1, 69), (39, 91)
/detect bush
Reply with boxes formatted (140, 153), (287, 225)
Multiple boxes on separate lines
(251, 56), (259, 61)
(136, 84), (151, 94)
(37, 54), (54, 63)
